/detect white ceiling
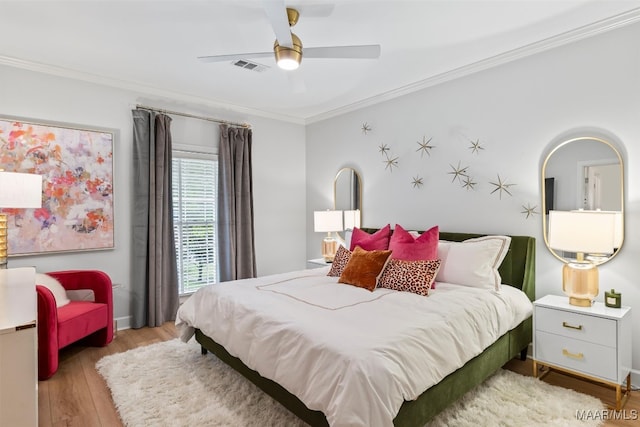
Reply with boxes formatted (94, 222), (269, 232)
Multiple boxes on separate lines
(1, 1), (640, 123)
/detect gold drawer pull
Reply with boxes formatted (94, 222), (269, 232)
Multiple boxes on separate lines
(562, 321), (583, 331)
(562, 349), (584, 360)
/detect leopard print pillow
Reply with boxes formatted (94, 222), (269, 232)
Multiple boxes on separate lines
(327, 245), (352, 277)
(377, 259), (442, 296)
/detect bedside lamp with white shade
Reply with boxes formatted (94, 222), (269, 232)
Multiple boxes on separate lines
(341, 210), (361, 249)
(547, 210), (617, 307)
(314, 210), (343, 262)
(343, 209), (361, 231)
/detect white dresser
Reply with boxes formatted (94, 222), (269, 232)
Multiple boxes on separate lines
(0, 267), (38, 427)
(533, 294), (632, 410)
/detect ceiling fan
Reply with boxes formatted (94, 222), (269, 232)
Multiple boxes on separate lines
(198, 0), (381, 71)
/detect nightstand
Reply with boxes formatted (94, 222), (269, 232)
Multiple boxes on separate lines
(307, 258), (330, 269)
(533, 294), (632, 410)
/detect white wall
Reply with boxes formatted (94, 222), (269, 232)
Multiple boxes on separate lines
(306, 22), (640, 381)
(0, 65), (307, 327)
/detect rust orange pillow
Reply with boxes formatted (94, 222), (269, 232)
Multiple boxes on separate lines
(338, 246), (392, 291)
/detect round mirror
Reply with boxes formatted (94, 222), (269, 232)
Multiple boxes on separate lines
(334, 167), (362, 235)
(541, 136), (624, 264)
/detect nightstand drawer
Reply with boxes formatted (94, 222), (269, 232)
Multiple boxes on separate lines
(535, 330), (617, 382)
(535, 306), (616, 347)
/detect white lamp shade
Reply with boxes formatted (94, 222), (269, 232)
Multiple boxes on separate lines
(613, 211), (623, 248)
(548, 210), (616, 254)
(343, 210), (361, 230)
(571, 209), (623, 248)
(314, 210), (343, 233)
(0, 172), (42, 208)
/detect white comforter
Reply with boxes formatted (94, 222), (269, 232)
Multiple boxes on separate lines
(175, 266), (532, 427)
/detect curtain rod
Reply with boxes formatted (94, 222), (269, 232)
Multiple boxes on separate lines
(135, 104), (251, 128)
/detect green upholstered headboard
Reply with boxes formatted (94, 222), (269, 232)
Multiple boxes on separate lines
(359, 228), (536, 302)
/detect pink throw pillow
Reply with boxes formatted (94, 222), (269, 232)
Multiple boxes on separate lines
(349, 224), (391, 251)
(389, 224), (439, 261)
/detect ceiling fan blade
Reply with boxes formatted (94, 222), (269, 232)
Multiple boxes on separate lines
(303, 45), (381, 59)
(198, 52), (273, 63)
(262, 0), (293, 48)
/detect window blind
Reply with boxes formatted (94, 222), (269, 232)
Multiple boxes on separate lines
(172, 152), (218, 295)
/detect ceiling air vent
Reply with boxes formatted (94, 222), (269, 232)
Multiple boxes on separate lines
(231, 60), (269, 72)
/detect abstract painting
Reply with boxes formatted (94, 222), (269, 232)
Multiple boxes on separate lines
(0, 117), (114, 255)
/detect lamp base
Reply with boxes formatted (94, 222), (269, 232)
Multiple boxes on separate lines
(563, 262), (598, 307)
(321, 237), (338, 263)
(568, 296), (593, 307)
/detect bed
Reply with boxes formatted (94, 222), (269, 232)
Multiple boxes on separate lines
(176, 230), (536, 426)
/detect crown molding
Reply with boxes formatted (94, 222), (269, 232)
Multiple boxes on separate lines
(0, 55), (305, 126)
(305, 8), (640, 124)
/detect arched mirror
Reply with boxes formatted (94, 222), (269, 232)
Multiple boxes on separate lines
(334, 167), (362, 236)
(541, 136), (624, 265)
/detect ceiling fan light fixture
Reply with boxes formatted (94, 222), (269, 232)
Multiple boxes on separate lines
(275, 50), (301, 70)
(274, 32), (302, 70)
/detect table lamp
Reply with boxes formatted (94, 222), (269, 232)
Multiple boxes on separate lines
(343, 210), (361, 231)
(314, 210), (343, 262)
(547, 210), (616, 307)
(0, 171), (43, 268)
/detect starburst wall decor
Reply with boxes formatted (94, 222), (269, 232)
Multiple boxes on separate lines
(469, 138), (484, 154)
(448, 161), (469, 183)
(383, 153), (399, 172)
(378, 143), (390, 155)
(489, 174), (515, 199)
(359, 124), (526, 208)
(461, 175), (477, 190)
(521, 203), (539, 218)
(416, 136), (435, 157)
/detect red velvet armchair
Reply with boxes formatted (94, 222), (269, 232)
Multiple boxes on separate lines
(36, 270), (114, 380)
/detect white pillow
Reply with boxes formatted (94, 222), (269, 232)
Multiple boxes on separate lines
(36, 273), (71, 307)
(66, 289), (95, 301)
(435, 235), (511, 291)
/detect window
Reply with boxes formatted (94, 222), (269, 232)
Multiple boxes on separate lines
(172, 151), (218, 295)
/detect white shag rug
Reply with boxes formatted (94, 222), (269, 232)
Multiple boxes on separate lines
(96, 339), (605, 427)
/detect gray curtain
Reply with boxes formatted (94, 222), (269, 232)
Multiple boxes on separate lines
(218, 124), (257, 281)
(131, 109), (180, 328)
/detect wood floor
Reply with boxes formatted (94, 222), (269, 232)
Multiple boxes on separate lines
(39, 322), (639, 426)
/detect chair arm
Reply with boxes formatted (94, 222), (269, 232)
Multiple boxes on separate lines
(36, 285), (59, 380)
(36, 285), (58, 333)
(46, 270), (113, 305)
